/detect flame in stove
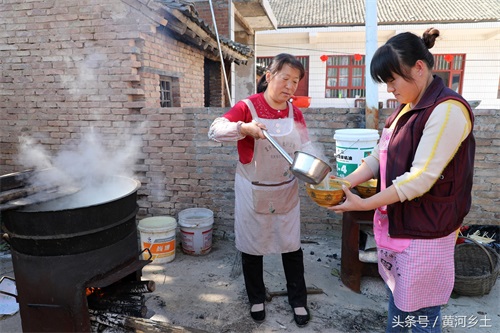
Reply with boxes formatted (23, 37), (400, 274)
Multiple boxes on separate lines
(86, 287), (104, 297)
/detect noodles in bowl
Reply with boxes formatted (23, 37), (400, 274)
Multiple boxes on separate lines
(305, 178), (351, 207)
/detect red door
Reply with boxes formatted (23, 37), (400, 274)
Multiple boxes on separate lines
(294, 56), (309, 97)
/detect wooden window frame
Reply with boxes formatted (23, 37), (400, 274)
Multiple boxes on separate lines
(433, 54), (466, 94)
(325, 55), (365, 99)
(160, 77), (173, 107)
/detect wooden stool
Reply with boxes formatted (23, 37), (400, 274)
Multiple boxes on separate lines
(340, 210), (380, 292)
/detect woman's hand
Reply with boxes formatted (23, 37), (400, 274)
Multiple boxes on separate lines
(327, 185), (365, 214)
(329, 184), (400, 214)
(241, 121), (267, 139)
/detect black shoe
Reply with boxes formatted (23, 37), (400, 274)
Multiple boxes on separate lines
(250, 304), (265, 323)
(292, 306), (310, 327)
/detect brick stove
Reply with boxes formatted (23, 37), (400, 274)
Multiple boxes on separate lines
(1, 171), (151, 332)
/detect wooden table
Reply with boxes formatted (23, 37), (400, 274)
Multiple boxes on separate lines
(340, 210), (380, 293)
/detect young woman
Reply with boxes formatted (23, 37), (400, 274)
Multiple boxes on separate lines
(209, 53), (311, 327)
(329, 29), (475, 333)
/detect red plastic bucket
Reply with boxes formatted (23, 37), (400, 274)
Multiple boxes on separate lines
(291, 96), (311, 108)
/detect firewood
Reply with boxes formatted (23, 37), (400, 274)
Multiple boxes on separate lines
(91, 321), (125, 333)
(101, 280), (156, 296)
(89, 303), (148, 318)
(89, 309), (210, 333)
(88, 294), (145, 307)
(91, 319), (128, 333)
(0, 186), (48, 203)
(88, 294), (147, 316)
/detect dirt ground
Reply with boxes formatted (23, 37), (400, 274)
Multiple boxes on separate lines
(1, 227), (499, 333)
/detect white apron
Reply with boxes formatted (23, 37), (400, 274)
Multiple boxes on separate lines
(234, 99), (302, 255)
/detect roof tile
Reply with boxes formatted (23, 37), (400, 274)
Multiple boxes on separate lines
(268, 0), (500, 27)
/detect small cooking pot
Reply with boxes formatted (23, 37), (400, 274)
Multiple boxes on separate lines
(262, 130), (332, 185)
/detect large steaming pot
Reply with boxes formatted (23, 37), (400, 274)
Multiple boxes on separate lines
(2, 176), (141, 256)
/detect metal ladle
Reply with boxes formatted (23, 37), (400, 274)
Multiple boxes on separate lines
(262, 130), (332, 185)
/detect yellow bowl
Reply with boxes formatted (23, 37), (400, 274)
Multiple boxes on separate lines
(355, 179), (378, 198)
(305, 179), (351, 207)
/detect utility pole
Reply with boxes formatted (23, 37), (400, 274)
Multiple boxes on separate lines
(365, 0), (379, 129)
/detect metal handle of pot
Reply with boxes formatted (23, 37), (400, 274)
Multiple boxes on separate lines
(262, 130), (294, 165)
(140, 247), (153, 261)
(0, 276), (17, 301)
(1, 233), (10, 245)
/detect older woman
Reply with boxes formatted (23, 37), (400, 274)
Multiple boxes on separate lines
(209, 53), (311, 328)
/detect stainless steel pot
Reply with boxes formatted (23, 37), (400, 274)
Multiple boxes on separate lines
(262, 130), (332, 185)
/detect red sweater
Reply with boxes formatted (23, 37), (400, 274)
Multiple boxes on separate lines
(223, 93), (309, 164)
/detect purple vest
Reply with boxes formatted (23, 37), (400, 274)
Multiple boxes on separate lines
(384, 76), (475, 238)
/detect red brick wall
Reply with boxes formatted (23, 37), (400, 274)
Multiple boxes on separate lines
(138, 32), (205, 108)
(195, 0), (230, 36)
(0, 0), (207, 170)
(0, 0), (146, 169)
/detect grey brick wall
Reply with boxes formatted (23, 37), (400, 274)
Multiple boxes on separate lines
(132, 106), (499, 235)
(1, 105), (497, 235)
(0, 0), (497, 237)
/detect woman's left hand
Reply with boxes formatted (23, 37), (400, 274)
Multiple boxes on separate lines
(327, 185), (364, 214)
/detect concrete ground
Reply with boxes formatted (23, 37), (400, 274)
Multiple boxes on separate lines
(1, 227), (499, 333)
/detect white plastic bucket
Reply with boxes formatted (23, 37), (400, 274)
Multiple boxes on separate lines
(334, 128), (380, 177)
(178, 208), (214, 256)
(137, 216), (177, 264)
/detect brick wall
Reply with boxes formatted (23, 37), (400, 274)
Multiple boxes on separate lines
(0, 0), (207, 170)
(1, 104), (498, 235)
(194, 0), (230, 36)
(138, 31), (206, 107)
(1, 0), (497, 237)
(133, 106), (499, 236)
(0, 0), (146, 169)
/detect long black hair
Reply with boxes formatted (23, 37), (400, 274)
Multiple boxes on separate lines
(257, 53), (305, 93)
(370, 28), (440, 83)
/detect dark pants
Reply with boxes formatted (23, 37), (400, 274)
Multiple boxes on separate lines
(241, 248), (307, 308)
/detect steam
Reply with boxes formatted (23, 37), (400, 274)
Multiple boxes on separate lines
(17, 129), (142, 211)
(18, 137), (53, 170)
(298, 124), (337, 183)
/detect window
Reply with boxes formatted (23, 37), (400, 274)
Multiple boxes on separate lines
(325, 55), (365, 98)
(386, 98), (398, 109)
(433, 54), (466, 94)
(160, 77), (173, 107)
(256, 57), (272, 70)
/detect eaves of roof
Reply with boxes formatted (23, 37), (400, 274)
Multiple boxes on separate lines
(233, 0), (277, 32)
(155, 0), (253, 64)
